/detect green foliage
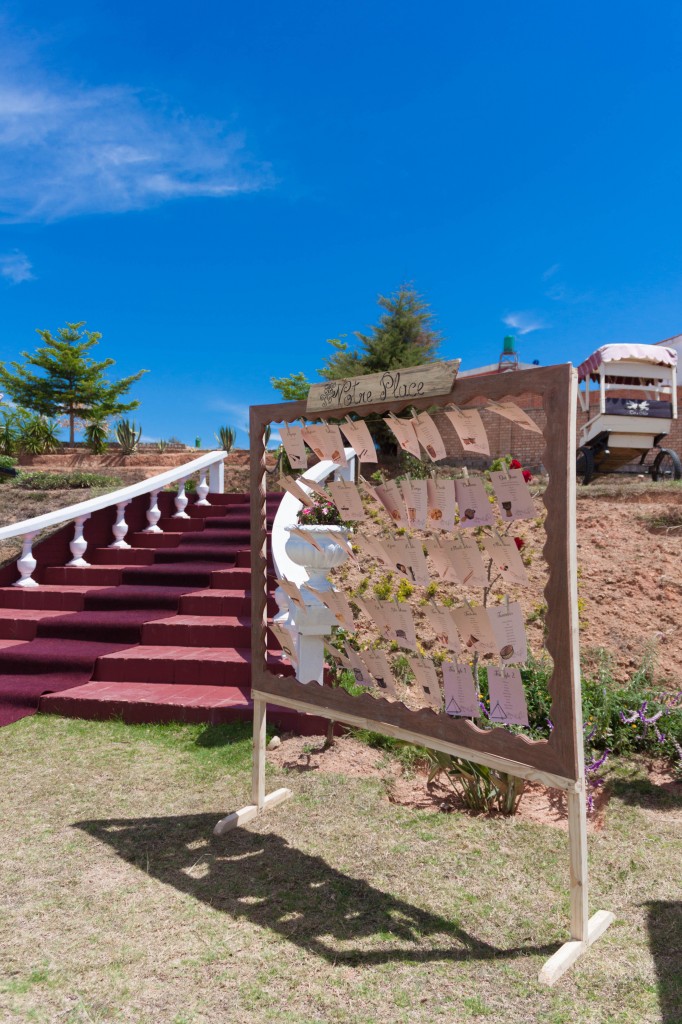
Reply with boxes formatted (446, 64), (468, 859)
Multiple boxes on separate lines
(0, 453), (17, 483)
(0, 322), (147, 444)
(426, 750), (525, 815)
(372, 573), (393, 600)
(115, 418), (142, 455)
(399, 452), (431, 479)
(391, 653), (414, 686)
(17, 414), (61, 454)
(17, 471), (123, 490)
(83, 414), (109, 454)
(156, 439), (168, 453)
(297, 493), (349, 527)
(216, 425), (236, 453)
(270, 372), (311, 401)
(395, 578), (414, 603)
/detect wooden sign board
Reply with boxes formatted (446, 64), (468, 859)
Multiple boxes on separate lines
(218, 362), (614, 987)
(306, 359), (460, 414)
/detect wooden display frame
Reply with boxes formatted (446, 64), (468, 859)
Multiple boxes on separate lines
(214, 362), (614, 985)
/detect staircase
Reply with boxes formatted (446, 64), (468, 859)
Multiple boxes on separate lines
(0, 491), (324, 734)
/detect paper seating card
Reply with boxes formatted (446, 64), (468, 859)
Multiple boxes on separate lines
(360, 649), (398, 698)
(481, 534), (529, 587)
(307, 586), (356, 631)
(444, 406), (490, 456)
(301, 476), (333, 502)
(278, 577), (307, 610)
(378, 601), (418, 651)
(407, 655), (442, 710)
(486, 400), (542, 434)
(384, 415), (421, 458)
(301, 423), (348, 466)
(326, 479), (366, 521)
(451, 603), (497, 656)
(355, 597), (393, 635)
(340, 644), (373, 687)
(448, 535), (489, 587)
(426, 477), (456, 531)
(339, 417), (377, 462)
(281, 474), (313, 505)
(270, 622), (298, 668)
(413, 411), (447, 462)
(455, 477), (495, 528)
(425, 537), (459, 584)
(353, 533), (391, 568)
(287, 526), (325, 552)
(357, 475), (382, 504)
(490, 469), (536, 522)
(487, 666), (529, 726)
(383, 536), (430, 586)
(279, 425), (308, 470)
(442, 662), (479, 717)
(401, 477), (428, 529)
(428, 604), (462, 653)
(375, 479), (407, 525)
(488, 601), (528, 665)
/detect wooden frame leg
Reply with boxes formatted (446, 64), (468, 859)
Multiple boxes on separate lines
(214, 698), (292, 836)
(538, 786), (614, 985)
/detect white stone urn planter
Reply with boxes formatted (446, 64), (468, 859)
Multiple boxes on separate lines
(284, 525), (350, 591)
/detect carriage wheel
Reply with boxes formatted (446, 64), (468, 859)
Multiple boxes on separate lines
(651, 448), (682, 482)
(576, 446), (595, 486)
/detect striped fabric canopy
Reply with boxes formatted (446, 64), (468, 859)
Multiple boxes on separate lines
(577, 344), (678, 383)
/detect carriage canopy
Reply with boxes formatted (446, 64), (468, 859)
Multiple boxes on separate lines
(577, 343), (677, 384)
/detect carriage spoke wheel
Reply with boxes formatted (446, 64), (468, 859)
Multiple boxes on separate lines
(651, 448), (682, 482)
(576, 446), (595, 485)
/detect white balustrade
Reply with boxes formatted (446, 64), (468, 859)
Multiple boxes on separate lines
(67, 515), (91, 567)
(109, 501), (131, 549)
(195, 470), (210, 506)
(143, 490), (162, 534)
(13, 532), (38, 588)
(173, 478), (190, 519)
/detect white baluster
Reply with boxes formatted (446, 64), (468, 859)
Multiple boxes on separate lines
(143, 490), (162, 533)
(13, 532), (38, 588)
(109, 501), (131, 549)
(67, 515), (91, 567)
(195, 471), (210, 506)
(209, 458), (225, 494)
(173, 478), (190, 519)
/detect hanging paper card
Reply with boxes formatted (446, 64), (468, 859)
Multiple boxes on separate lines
(443, 662), (479, 718)
(301, 423), (348, 466)
(344, 644), (373, 687)
(278, 577), (307, 611)
(481, 534), (529, 587)
(401, 478), (428, 529)
(281, 475), (313, 505)
(357, 475), (382, 504)
(425, 537), (459, 583)
(339, 417), (377, 462)
(326, 479), (366, 520)
(413, 411), (447, 462)
(448, 535), (489, 587)
(379, 601), (418, 651)
(487, 400), (542, 434)
(383, 536), (430, 586)
(301, 476), (332, 502)
(328, 529), (357, 561)
(451, 603), (497, 656)
(279, 425), (308, 470)
(407, 655), (442, 710)
(270, 622), (298, 668)
(426, 477), (456, 531)
(375, 480), (407, 525)
(455, 477), (495, 528)
(384, 415), (421, 458)
(356, 597), (393, 635)
(488, 601), (528, 665)
(287, 526), (325, 552)
(353, 533), (391, 569)
(360, 649), (398, 698)
(487, 666), (529, 726)
(428, 605), (462, 653)
(489, 469), (536, 521)
(307, 586), (356, 631)
(444, 406), (490, 456)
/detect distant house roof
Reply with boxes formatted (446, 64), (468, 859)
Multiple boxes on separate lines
(458, 361), (537, 378)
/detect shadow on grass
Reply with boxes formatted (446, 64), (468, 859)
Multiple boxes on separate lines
(609, 776), (682, 813)
(74, 813), (559, 967)
(193, 721), (253, 749)
(646, 901), (682, 1024)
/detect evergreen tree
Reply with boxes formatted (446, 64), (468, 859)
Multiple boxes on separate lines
(0, 322), (148, 445)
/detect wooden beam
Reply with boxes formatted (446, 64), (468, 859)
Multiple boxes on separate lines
(306, 360), (460, 414)
(213, 788), (292, 836)
(538, 910), (615, 986)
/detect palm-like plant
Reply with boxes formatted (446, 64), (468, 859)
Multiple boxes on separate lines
(215, 425), (236, 453)
(115, 418), (142, 456)
(84, 414), (109, 454)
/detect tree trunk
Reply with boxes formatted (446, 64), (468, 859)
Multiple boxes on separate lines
(69, 410), (75, 446)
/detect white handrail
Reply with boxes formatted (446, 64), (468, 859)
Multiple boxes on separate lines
(0, 451), (226, 541)
(271, 447), (355, 586)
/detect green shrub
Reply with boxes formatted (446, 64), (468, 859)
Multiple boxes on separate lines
(372, 573), (393, 601)
(17, 471), (123, 490)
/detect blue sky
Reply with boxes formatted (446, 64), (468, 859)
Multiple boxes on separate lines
(1, 1), (681, 446)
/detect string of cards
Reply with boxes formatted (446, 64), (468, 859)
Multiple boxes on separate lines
(275, 401), (542, 729)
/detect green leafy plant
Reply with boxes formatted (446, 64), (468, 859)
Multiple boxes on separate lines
(17, 471), (123, 490)
(426, 751), (525, 815)
(115, 418), (142, 456)
(297, 494), (349, 527)
(83, 414), (109, 454)
(17, 414), (61, 454)
(216, 425), (236, 453)
(157, 439), (168, 453)
(395, 578), (414, 603)
(372, 573), (393, 600)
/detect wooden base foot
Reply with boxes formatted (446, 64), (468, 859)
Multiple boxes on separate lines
(213, 787), (292, 836)
(538, 910), (615, 986)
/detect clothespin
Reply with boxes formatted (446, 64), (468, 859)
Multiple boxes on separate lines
(462, 466), (469, 480)
(505, 594), (510, 612)
(464, 598), (474, 612)
(494, 529), (504, 544)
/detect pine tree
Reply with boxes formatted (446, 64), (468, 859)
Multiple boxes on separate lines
(0, 322), (148, 445)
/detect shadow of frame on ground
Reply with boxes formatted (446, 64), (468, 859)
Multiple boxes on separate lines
(74, 812), (560, 968)
(646, 901), (682, 1024)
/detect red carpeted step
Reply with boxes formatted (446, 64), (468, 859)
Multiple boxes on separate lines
(152, 547), (241, 564)
(129, 532), (186, 549)
(121, 562), (235, 587)
(90, 548), (156, 566)
(156, 517), (205, 532)
(0, 585), (100, 611)
(178, 528), (251, 544)
(84, 585), (199, 611)
(179, 589), (251, 616)
(0, 608), (71, 641)
(209, 568), (253, 589)
(141, 614), (251, 647)
(35, 609), (172, 644)
(93, 645), (293, 686)
(0, 637), (131, 675)
(44, 566), (127, 585)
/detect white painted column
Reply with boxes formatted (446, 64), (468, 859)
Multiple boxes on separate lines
(109, 501), (131, 549)
(209, 459), (225, 494)
(173, 478), (190, 519)
(67, 515), (91, 567)
(13, 532), (38, 588)
(143, 490), (162, 533)
(195, 471), (210, 506)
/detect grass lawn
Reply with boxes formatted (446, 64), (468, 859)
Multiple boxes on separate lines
(0, 715), (680, 1024)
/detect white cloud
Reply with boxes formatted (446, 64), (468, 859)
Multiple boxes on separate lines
(0, 58), (272, 222)
(502, 312), (547, 335)
(0, 250), (33, 283)
(542, 263), (560, 281)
